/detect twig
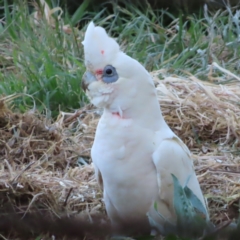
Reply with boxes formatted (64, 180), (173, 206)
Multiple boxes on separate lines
(0, 233), (8, 240)
(63, 187), (73, 207)
(212, 62), (240, 81)
(22, 192), (44, 219)
(4, 159), (13, 180)
(11, 161), (37, 183)
(208, 168), (240, 175)
(64, 110), (86, 125)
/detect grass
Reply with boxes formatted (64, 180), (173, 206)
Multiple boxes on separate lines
(0, 0), (87, 118)
(0, 1), (240, 118)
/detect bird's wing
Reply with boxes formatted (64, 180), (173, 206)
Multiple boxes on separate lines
(151, 136), (207, 222)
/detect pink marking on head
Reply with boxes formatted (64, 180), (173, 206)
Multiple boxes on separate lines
(95, 69), (103, 75)
(101, 50), (104, 54)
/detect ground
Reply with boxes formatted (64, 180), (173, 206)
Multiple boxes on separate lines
(0, 71), (240, 239)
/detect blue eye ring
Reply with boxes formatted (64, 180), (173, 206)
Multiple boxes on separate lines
(102, 65), (118, 83)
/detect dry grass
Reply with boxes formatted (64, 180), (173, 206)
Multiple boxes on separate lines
(0, 66), (240, 238)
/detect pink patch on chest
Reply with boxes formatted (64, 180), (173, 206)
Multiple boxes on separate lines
(112, 112), (123, 119)
(101, 50), (105, 55)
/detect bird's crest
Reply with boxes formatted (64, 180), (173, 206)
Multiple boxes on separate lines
(82, 22), (120, 71)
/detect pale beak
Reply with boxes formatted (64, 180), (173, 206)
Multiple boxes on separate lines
(81, 71), (98, 91)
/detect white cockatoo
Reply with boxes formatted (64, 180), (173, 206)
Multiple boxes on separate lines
(81, 22), (208, 234)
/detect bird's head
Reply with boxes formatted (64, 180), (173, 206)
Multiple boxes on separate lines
(81, 22), (161, 124)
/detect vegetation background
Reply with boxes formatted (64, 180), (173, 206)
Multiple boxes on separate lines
(0, 0), (240, 118)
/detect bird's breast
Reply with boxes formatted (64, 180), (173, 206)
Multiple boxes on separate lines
(91, 115), (159, 220)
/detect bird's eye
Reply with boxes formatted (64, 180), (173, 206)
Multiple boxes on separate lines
(102, 65), (118, 83)
(106, 68), (113, 76)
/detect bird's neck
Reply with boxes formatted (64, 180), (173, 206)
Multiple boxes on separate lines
(104, 94), (168, 131)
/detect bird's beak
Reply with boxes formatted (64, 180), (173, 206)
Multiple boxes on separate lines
(81, 71), (98, 91)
